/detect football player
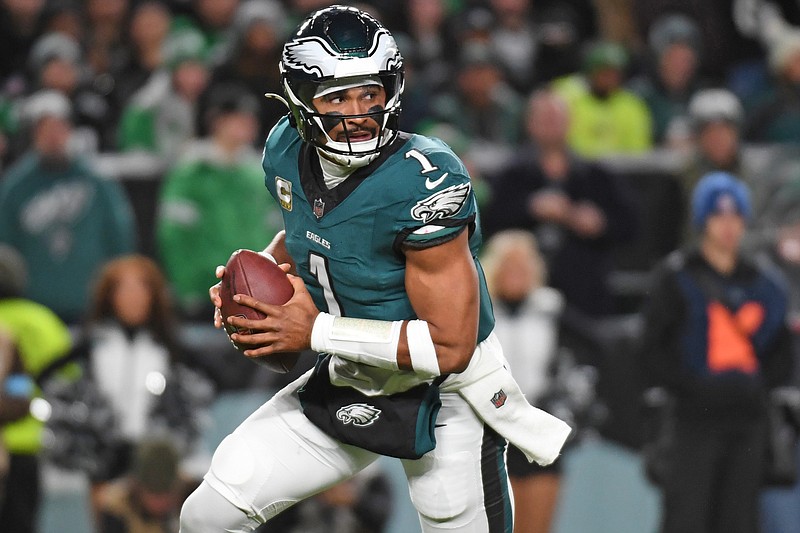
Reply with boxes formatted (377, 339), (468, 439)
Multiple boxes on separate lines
(179, 6), (571, 533)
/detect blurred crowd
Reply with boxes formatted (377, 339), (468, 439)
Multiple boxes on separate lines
(1, 0), (800, 532)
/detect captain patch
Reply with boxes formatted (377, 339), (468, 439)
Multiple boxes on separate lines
(275, 177), (292, 211)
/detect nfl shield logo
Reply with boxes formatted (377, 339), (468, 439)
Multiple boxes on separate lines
(491, 389), (507, 409)
(313, 198), (325, 218)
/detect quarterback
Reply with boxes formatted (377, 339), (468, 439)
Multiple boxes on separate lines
(180, 6), (571, 533)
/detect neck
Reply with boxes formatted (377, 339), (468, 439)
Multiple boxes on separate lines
(700, 239), (737, 275)
(317, 149), (355, 189)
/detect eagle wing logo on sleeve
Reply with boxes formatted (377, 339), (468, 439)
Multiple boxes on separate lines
(411, 183), (471, 224)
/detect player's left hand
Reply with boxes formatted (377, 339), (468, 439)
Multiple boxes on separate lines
(226, 272), (320, 356)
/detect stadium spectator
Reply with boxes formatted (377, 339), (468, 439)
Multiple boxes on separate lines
(27, 31), (115, 153)
(745, 28), (800, 143)
(634, 0), (765, 87)
(0, 244), (73, 533)
(39, 0), (82, 43)
(54, 254), (213, 525)
(482, 88), (638, 317)
(629, 12), (708, 148)
(112, 1), (174, 127)
(485, 0), (597, 93)
(83, 0), (131, 79)
(481, 229), (566, 533)
(678, 87), (800, 247)
(117, 28), (211, 162)
(552, 39), (653, 158)
(429, 40), (524, 175)
(395, 0), (458, 93)
(156, 83), (283, 320)
(639, 172), (793, 533)
(96, 437), (188, 533)
(208, 0), (288, 140)
(0, 89), (136, 324)
(170, 0), (239, 64)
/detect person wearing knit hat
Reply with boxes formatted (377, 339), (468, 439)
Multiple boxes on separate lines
(691, 171), (752, 230)
(640, 169), (792, 533)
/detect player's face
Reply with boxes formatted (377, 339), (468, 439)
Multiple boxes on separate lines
(311, 85), (387, 143)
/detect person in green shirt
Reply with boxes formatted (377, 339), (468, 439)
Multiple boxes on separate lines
(0, 90), (136, 324)
(156, 83), (283, 319)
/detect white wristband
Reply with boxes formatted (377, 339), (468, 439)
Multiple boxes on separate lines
(406, 320), (440, 377)
(310, 313), (402, 371)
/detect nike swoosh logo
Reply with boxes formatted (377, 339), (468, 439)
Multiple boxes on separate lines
(425, 172), (448, 190)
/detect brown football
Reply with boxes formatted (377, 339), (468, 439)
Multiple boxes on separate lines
(219, 249), (299, 373)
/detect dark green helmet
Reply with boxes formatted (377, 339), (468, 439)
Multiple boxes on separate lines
(278, 5), (404, 165)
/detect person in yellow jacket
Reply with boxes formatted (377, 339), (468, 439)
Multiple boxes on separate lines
(0, 244), (72, 533)
(552, 40), (654, 158)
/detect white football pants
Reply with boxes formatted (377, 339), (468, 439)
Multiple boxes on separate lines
(179, 374), (513, 532)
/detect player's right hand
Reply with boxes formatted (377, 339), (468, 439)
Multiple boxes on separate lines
(210, 265), (226, 328)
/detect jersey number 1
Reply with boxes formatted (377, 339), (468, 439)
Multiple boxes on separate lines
(309, 252), (342, 316)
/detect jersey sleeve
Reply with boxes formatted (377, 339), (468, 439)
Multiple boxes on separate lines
(393, 136), (478, 250)
(262, 116), (296, 203)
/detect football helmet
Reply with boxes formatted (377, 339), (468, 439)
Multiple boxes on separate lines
(277, 5), (404, 166)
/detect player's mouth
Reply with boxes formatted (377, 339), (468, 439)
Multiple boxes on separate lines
(339, 128), (376, 143)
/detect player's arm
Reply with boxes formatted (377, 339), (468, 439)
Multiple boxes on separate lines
(305, 230), (478, 375)
(232, 229), (479, 376)
(396, 230), (478, 373)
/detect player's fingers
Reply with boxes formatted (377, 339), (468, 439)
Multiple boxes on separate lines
(286, 274), (309, 295)
(231, 294), (284, 316)
(278, 262), (292, 273)
(214, 307), (224, 329)
(210, 282), (223, 306)
(227, 313), (276, 332)
(215, 265), (226, 279)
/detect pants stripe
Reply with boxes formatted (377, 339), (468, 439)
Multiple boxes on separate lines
(481, 426), (512, 533)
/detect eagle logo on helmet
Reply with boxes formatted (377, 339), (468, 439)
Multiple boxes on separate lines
(411, 183), (471, 224)
(336, 403), (381, 427)
(283, 29), (401, 79)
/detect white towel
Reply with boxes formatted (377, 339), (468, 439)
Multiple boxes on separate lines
(442, 332), (572, 466)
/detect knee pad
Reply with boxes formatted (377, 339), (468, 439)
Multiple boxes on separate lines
(408, 451), (481, 525)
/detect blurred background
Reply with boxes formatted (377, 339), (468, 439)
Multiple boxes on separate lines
(1, 0), (800, 532)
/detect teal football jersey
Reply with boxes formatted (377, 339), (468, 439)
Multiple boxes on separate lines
(263, 117), (495, 342)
